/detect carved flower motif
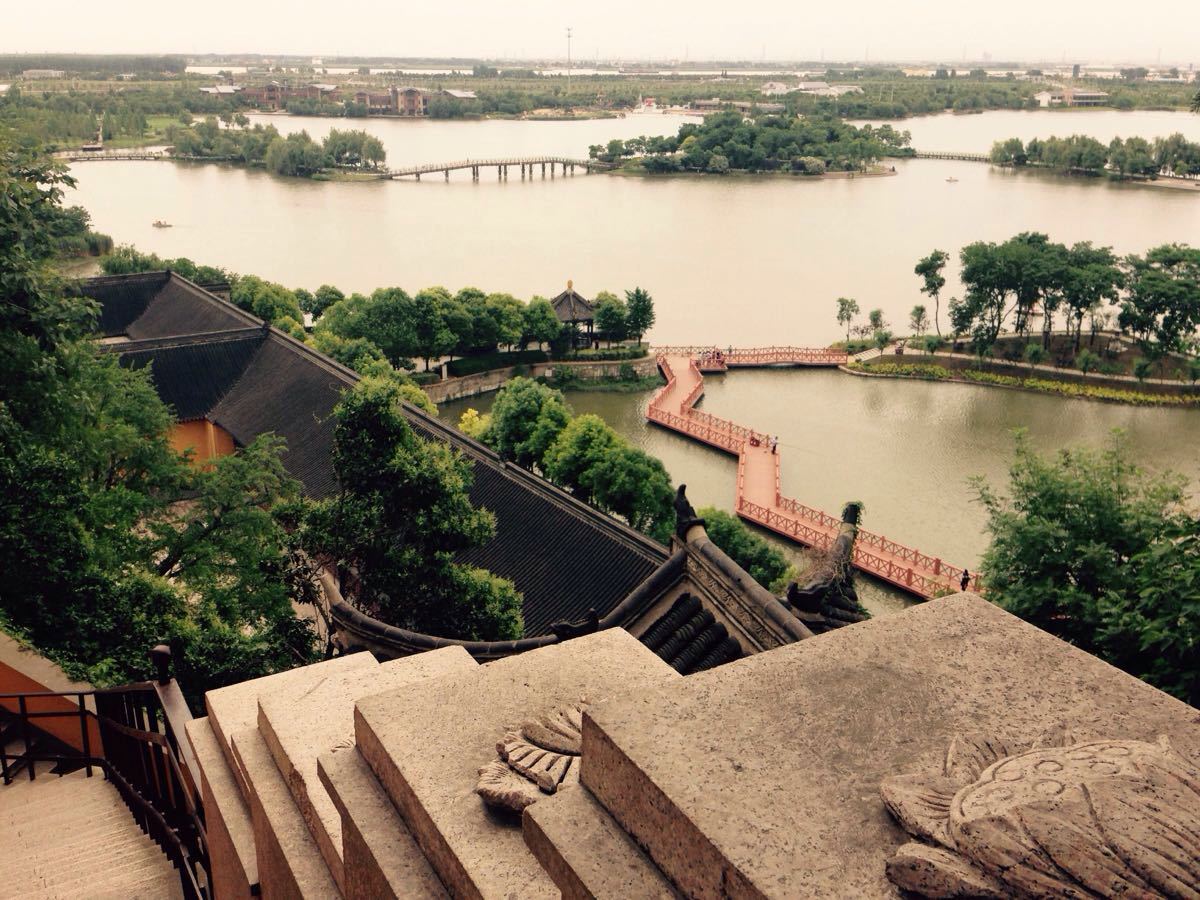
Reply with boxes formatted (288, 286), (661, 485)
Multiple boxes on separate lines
(475, 702), (585, 814)
(881, 728), (1200, 898)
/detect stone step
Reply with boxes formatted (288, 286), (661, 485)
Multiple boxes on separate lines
(354, 629), (680, 900)
(0, 819), (155, 869)
(14, 840), (170, 893)
(205, 651), (380, 799)
(231, 726), (340, 899)
(317, 747), (447, 899)
(523, 784), (679, 899)
(0, 768), (96, 805)
(259, 646), (475, 895)
(580, 594), (1200, 899)
(2, 795), (128, 824)
(96, 869), (186, 900)
(185, 715), (258, 898)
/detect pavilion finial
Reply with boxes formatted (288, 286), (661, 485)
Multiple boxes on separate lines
(567, 279), (573, 291)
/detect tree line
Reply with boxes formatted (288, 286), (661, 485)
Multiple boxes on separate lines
(899, 235), (1200, 368)
(590, 111), (912, 174)
(991, 133), (1200, 177)
(167, 118), (386, 175)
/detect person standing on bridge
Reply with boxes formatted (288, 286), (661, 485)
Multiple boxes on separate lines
(960, 568), (971, 591)
(770, 435), (778, 455)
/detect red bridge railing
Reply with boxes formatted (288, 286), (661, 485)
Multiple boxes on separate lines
(647, 349), (979, 598)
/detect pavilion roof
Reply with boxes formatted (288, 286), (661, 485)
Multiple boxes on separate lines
(549, 282), (595, 323)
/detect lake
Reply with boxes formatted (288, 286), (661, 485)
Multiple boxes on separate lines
(440, 369), (1200, 614)
(66, 110), (1200, 347)
(63, 107), (1200, 611)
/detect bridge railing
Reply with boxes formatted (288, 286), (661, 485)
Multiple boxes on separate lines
(390, 156), (593, 175)
(654, 345), (847, 366)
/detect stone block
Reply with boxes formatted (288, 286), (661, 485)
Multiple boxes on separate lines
(523, 784), (678, 899)
(259, 646), (475, 893)
(231, 727), (339, 900)
(206, 652), (378, 798)
(317, 748), (448, 899)
(355, 629), (680, 899)
(582, 593), (1200, 899)
(185, 716), (257, 899)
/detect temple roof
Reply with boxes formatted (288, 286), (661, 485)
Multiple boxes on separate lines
(548, 282), (594, 323)
(86, 272), (667, 638)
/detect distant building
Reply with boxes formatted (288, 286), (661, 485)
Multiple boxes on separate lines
(21, 69), (65, 79)
(441, 89), (477, 100)
(760, 81), (793, 96)
(1034, 87), (1109, 108)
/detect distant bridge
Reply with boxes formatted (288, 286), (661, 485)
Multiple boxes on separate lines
(389, 156), (602, 181)
(912, 150), (991, 163)
(56, 150), (235, 163)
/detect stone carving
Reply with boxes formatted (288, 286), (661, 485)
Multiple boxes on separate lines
(881, 728), (1200, 898)
(475, 702), (585, 813)
(673, 483), (705, 539)
(786, 501), (869, 631)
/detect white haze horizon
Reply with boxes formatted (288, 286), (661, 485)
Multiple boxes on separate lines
(3, 0), (1197, 69)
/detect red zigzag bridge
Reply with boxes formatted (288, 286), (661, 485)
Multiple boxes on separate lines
(647, 346), (979, 599)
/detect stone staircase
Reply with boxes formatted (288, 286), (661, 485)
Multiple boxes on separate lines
(187, 594), (1200, 899)
(0, 769), (184, 899)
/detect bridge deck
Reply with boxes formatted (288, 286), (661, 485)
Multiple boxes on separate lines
(647, 350), (977, 599)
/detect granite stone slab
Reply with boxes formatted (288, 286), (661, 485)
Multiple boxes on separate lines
(523, 784), (679, 899)
(185, 716), (257, 898)
(206, 651), (378, 797)
(582, 593), (1200, 899)
(259, 646), (475, 893)
(354, 629), (680, 900)
(318, 748), (448, 899)
(231, 727), (339, 899)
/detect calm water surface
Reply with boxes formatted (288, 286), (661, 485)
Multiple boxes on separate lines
(68, 111), (1200, 346)
(441, 372), (1200, 612)
(64, 109), (1200, 610)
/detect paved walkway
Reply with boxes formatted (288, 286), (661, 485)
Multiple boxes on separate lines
(647, 350), (977, 599)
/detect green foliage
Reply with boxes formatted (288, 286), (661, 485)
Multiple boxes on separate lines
(456, 408), (492, 439)
(484, 377), (571, 469)
(0, 142), (318, 705)
(975, 432), (1200, 704)
(699, 507), (793, 591)
(1075, 348), (1100, 374)
(231, 274), (304, 324)
(593, 293), (628, 345)
(909, 304), (928, 336)
(993, 132), (1200, 177)
(835, 297), (859, 342)
(323, 129), (386, 168)
(100, 245), (233, 285)
(1024, 343), (1048, 367)
(446, 349), (548, 377)
(303, 377), (522, 640)
(624, 287), (655, 345)
(522, 298), (562, 349)
(1133, 357), (1153, 382)
(556, 346), (648, 362)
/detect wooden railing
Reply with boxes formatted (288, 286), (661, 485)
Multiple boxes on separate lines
(0, 645), (209, 899)
(655, 345), (848, 366)
(648, 349), (980, 599)
(389, 155), (595, 177)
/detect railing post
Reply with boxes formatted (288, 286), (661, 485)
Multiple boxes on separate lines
(150, 643), (172, 685)
(79, 692), (92, 777)
(18, 694), (33, 781)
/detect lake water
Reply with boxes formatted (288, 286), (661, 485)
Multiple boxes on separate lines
(67, 109), (1200, 346)
(440, 370), (1200, 614)
(63, 108), (1200, 610)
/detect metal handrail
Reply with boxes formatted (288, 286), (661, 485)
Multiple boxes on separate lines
(0, 647), (209, 899)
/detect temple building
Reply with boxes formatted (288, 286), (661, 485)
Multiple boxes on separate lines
(81, 272), (860, 668)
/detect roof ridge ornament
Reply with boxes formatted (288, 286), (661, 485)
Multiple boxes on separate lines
(476, 701), (588, 814)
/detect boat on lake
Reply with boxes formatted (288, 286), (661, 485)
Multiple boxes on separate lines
(152, 220), (172, 228)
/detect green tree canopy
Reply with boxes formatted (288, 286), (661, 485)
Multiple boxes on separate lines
(303, 377), (522, 640)
(975, 431), (1199, 704)
(484, 377), (571, 469)
(699, 507), (794, 591)
(624, 287), (656, 346)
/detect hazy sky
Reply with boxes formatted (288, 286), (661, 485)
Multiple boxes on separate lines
(4, 0), (1195, 64)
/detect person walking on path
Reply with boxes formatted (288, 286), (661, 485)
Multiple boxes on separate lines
(770, 436), (778, 455)
(960, 568), (971, 591)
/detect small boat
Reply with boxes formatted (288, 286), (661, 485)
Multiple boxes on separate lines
(152, 220), (172, 228)
(945, 177), (958, 183)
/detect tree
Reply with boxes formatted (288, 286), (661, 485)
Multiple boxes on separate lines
(974, 432), (1199, 704)
(303, 378), (522, 641)
(914, 250), (949, 336)
(1075, 348), (1100, 374)
(485, 293), (525, 350)
(873, 329), (893, 356)
(264, 130), (327, 177)
(593, 293), (628, 346)
(624, 288), (656, 346)
(868, 308), (886, 331)
(542, 414), (621, 504)
(306, 284), (345, 318)
(1118, 245), (1200, 366)
(1023, 342), (1047, 369)
(410, 288), (457, 370)
(230, 275), (304, 324)
(699, 507), (793, 591)
(836, 297), (860, 342)
(1133, 357), (1152, 383)
(522, 297), (562, 350)
(587, 444), (674, 542)
(909, 305), (928, 336)
(0, 142), (318, 704)
(484, 377), (571, 470)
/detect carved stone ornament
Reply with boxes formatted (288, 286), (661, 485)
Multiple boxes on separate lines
(475, 702), (585, 813)
(880, 728), (1200, 898)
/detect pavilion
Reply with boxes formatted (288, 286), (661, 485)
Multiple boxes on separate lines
(548, 280), (595, 347)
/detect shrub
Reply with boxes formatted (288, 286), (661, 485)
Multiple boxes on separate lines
(1076, 348), (1100, 374)
(551, 346), (647, 362)
(446, 349), (548, 377)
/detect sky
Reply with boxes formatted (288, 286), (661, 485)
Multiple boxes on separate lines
(3, 0), (1196, 65)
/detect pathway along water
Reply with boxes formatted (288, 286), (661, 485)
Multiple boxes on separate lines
(441, 367), (1200, 611)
